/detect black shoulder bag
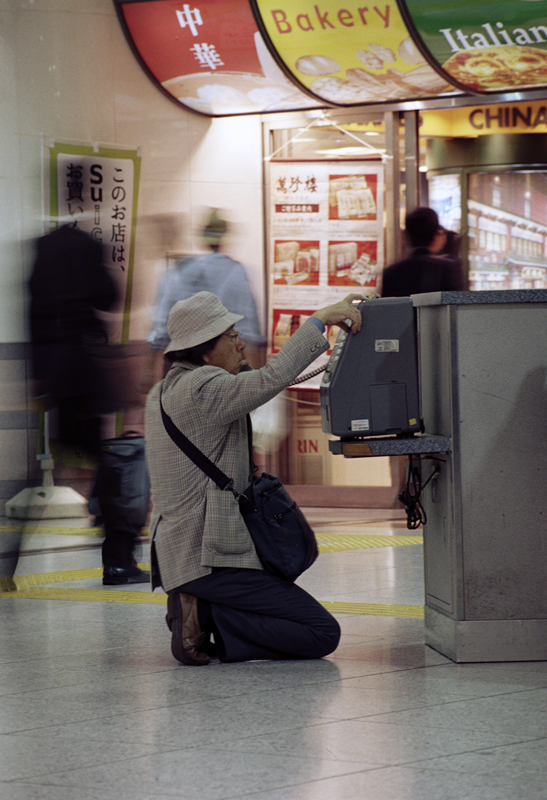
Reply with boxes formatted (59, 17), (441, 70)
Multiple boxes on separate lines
(159, 394), (318, 582)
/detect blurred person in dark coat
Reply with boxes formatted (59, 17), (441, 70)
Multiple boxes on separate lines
(381, 207), (465, 297)
(29, 223), (149, 585)
(436, 228), (464, 273)
(30, 224), (117, 456)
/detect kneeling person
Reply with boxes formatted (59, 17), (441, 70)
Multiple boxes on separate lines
(145, 291), (363, 665)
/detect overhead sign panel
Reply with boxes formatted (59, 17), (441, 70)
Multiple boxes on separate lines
(115, 0), (320, 115)
(401, 0), (547, 93)
(252, 0), (457, 105)
(115, 1), (547, 115)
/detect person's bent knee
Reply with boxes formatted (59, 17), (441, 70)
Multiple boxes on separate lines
(310, 614), (341, 659)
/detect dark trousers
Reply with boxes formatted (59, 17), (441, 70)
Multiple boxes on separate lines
(92, 435), (150, 570)
(176, 568), (341, 663)
(101, 523), (141, 569)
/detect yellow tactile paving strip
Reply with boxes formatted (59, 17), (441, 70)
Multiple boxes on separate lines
(0, 531), (424, 617)
(0, 526), (421, 550)
(322, 601), (423, 618)
(317, 534), (422, 551)
(0, 576), (424, 618)
(0, 525), (118, 537)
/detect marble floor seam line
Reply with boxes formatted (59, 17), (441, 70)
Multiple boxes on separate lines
(219, 765), (401, 800)
(4, 658), (519, 706)
(350, 680), (547, 707)
(2, 763), (381, 800)
(3, 682), (540, 730)
(352, 734), (547, 770)
(7, 734), (545, 798)
(3, 696), (543, 751)
(0, 786), (196, 800)
(0, 678), (365, 710)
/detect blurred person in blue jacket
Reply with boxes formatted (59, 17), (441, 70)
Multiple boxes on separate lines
(141, 209), (265, 392)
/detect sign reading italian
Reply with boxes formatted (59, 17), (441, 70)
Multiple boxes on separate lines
(402, 0), (547, 93)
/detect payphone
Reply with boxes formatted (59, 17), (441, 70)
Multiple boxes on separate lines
(320, 297), (421, 439)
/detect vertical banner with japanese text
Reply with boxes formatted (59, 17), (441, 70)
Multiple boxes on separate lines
(48, 142), (141, 346)
(268, 160), (383, 387)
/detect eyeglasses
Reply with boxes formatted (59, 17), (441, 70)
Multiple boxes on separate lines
(222, 330), (240, 344)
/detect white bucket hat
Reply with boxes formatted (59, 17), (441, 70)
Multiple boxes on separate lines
(164, 291), (243, 354)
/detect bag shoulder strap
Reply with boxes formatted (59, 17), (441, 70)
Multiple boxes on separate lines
(246, 414), (254, 474)
(159, 390), (235, 493)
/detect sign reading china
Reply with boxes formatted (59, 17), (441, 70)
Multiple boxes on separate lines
(255, 0), (455, 104)
(117, 0), (319, 115)
(402, 0), (547, 93)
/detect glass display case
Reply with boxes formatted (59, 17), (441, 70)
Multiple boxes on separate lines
(467, 171), (547, 290)
(429, 168), (547, 291)
(428, 173), (461, 233)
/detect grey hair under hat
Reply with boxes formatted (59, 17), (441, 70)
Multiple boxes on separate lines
(164, 292), (243, 354)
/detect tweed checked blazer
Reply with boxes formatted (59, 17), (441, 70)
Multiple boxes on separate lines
(145, 319), (329, 591)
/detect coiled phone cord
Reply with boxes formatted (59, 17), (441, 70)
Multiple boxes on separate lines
(398, 455), (439, 530)
(289, 364), (327, 386)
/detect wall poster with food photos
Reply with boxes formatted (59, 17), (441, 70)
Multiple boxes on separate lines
(268, 160), (383, 387)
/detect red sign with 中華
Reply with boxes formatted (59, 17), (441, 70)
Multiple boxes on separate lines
(122, 0), (262, 81)
(119, 0), (320, 115)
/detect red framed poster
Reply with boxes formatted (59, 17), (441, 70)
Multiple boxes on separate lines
(268, 160), (383, 386)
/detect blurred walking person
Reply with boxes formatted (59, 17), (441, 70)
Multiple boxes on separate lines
(141, 209), (266, 392)
(381, 207), (465, 297)
(28, 223), (149, 585)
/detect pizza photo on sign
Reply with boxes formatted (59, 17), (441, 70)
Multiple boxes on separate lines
(328, 174), (377, 221)
(443, 45), (547, 92)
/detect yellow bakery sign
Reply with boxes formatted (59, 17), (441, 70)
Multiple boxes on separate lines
(254, 0), (457, 104)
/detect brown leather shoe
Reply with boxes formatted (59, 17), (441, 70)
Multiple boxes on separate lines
(166, 592), (210, 666)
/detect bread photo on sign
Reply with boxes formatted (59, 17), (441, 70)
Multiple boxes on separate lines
(295, 55), (341, 76)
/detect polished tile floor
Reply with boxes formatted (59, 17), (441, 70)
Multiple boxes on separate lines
(1, 509), (546, 800)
